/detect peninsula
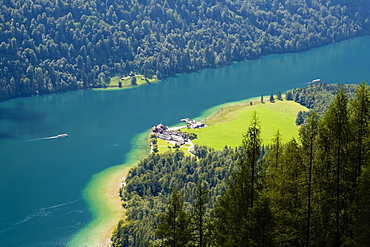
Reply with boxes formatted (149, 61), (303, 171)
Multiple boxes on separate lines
(111, 82), (370, 247)
(151, 95), (308, 152)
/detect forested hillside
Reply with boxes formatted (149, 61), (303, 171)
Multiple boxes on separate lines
(292, 82), (357, 114)
(288, 82), (358, 124)
(111, 146), (237, 246)
(1, 0), (370, 101)
(112, 83), (370, 246)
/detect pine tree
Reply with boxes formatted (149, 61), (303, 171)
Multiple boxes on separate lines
(191, 182), (209, 247)
(242, 112), (262, 208)
(314, 89), (351, 246)
(269, 93), (275, 103)
(276, 91), (282, 100)
(249, 194), (275, 247)
(348, 82), (370, 245)
(353, 168), (370, 245)
(350, 82), (370, 185)
(296, 111), (304, 125)
(155, 188), (191, 247)
(271, 130), (282, 168)
(268, 139), (306, 246)
(213, 112), (262, 247)
(285, 91), (293, 100)
(299, 112), (319, 247)
(264, 130), (282, 193)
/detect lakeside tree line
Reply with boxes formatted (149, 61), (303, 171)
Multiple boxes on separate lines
(284, 82), (358, 124)
(1, 0), (370, 101)
(111, 82), (370, 246)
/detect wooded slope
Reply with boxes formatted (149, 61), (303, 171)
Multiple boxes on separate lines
(111, 82), (370, 246)
(1, 0), (369, 100)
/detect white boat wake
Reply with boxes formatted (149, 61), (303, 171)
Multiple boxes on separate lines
(0, 199), (80, 234)
(27, 133), (68, 142)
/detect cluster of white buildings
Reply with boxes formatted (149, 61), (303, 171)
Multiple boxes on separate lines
(152, 124), (187, 146)
(180, 118), (207, 129)
(151, 118), (207, 146)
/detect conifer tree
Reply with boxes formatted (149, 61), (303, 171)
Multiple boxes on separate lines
(348, 82), (370, 245)
(314, 89), (351, 246)
(271, 130), (282, 169)
(213, 112), (262, 246)
(276, 91), (282, 100)
(353, 168), (370, 245)
(155, 188), (191, 247)
(191, 182), (209, 247)
(242, 112), (262, 208)
(299, 112), (319, 247)
(269, 93), (275, 103)
(350, 82), (370, 185)
(285, 91), (293, 100)
(264, 130), (282, 193)
(248, 194), (274, 247)
(268, 139), (306, 246)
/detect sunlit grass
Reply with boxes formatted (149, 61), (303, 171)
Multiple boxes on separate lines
(93, 75), (158, 91)
(186, 99), (308, 150)
(156, 138), (192, 155)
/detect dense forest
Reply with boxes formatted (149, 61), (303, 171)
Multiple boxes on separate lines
(111, 146), (237, 246)
(1, 0), (370, 101)
(288, 82), (358, 124)
(111, 82), (370, 246)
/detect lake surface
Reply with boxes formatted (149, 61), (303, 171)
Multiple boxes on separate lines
(1, 36), (370, 246)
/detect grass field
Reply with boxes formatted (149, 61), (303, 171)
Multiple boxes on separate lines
(156, 138), (192, 155)
(156, 138), (174, 153)
(184, 99), (308, 150)
(94, 75), (158, 91)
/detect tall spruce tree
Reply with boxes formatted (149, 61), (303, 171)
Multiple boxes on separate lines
(155, 188), (191, 247)
(191, 182), (209, 247)
(314, 89), (351, 246)
(268, 139), (306, 246)
(348, 82), (370, 245)
(242, 112), (262, 209)
(271, 130), (282, 167)
(350, 82), (370, 185)
(299, 112), (319, 247)
(264, 130), (282, 196)
(353, 168), (370, 245)
(248, 194), (274, 247)
(213, 112), (262, 246)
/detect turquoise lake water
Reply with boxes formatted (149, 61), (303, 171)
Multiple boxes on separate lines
(1, 36), (370, 246)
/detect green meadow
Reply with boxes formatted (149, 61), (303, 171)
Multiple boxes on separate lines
(184, 99), (308, 150)
(155, 138), (192, 155)
(109, 75), (158, 87)
(94, 75), (158, 91)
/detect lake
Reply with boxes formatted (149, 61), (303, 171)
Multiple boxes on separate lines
(1, 35), (370, 246)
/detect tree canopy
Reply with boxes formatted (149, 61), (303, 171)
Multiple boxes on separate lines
(111, 82), (370, 247)
(1, 0), (370, 101)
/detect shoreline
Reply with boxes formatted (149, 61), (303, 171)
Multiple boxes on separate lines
(198, 96), (262, 123)
(69, 94), (300, 246)
(92, 75), (159, 92)
(68, 131), (149, 246)
(69, 96), (262, 246)
(156, 94), (307, 151)
(69, 165), (131, 247)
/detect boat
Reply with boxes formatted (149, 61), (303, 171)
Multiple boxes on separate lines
(56, 134), (68, 138)
(311, 79), (320, 83)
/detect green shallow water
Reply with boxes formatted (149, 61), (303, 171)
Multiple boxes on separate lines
(1, 36), (370, 246)
(69, 131), (149, 246)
